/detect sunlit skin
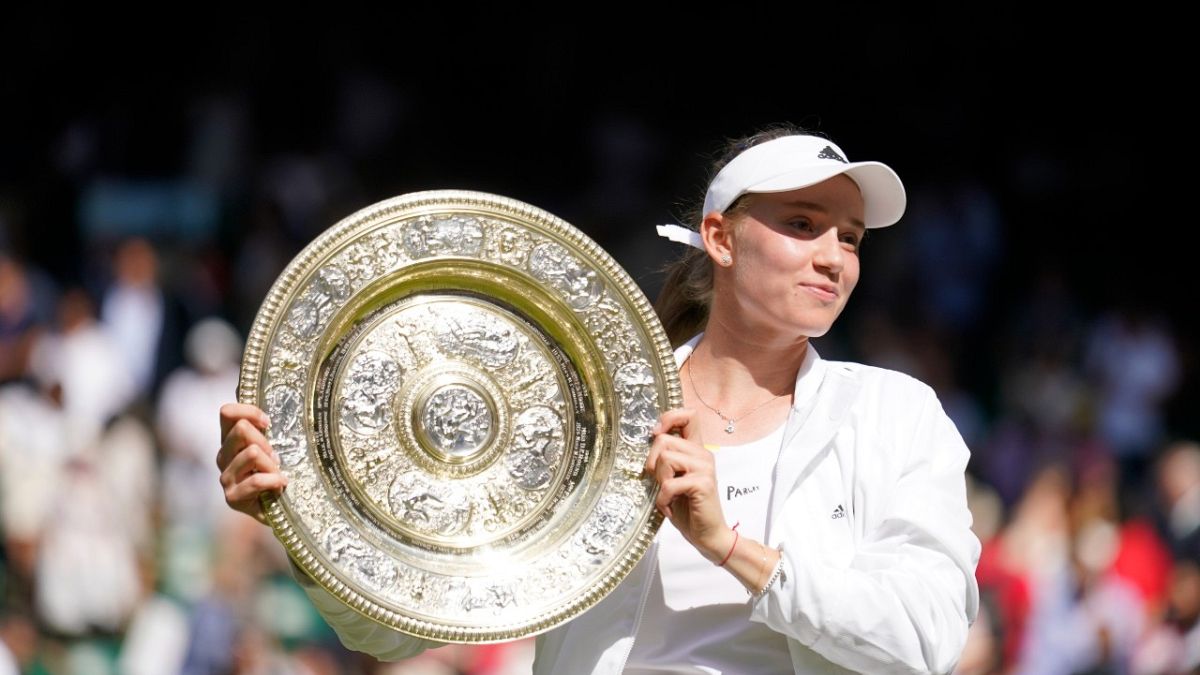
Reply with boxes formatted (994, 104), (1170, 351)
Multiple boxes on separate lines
(218, 174), (870, 595)
(706, 174), (866, 346)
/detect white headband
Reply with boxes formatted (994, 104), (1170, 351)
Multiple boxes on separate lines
(655, 224), (703, 250)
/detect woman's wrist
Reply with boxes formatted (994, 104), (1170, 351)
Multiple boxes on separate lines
(699, 525), (741, 565)
(713, 534), (782, 593)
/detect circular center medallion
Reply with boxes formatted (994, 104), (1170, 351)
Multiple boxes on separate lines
(417, 383), (494, 462)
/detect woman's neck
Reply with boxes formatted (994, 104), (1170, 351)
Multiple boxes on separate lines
(691, 317), (809, 400)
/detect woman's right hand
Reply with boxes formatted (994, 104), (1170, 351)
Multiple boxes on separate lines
(218, 403), (287, 525)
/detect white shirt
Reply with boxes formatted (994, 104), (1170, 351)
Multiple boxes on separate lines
(626, 425), (791, 674)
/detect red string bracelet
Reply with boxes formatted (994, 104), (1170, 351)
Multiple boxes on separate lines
(717, 521), (740, 567)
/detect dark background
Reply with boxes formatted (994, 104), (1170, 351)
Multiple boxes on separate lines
(2, 11), (1193, 428)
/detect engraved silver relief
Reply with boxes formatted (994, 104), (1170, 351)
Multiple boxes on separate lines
(388, 471), (471, 536)
(505, 369), (564, 417)
(584, 297), (644, 369)
(395, 566), (447, 609)
(322, 523), (398, 592)
(528, 242), (602, 310)
(507, 406), (564, 490)
(581, 494), (635, 559)
(490, 225), (532, 266)
(420, 385), (492, 458)
(431, 309), (519, 369)
(339, 350), (402, 435)
(613, 361), (660, 445)
(341, 241), (382, 286)
(286, 266), (352, 341)
(477, 482), (533, 533)
(286, 300), (320, 339)
(457, 582), (516, 614)
(402, 216), (485, 258)
(264, 385), (305, 466)
(314, 267), (352, 303)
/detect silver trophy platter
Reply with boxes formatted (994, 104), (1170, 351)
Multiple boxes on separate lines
(238, 190), (681, 643)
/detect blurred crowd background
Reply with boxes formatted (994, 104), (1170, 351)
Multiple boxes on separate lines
(1, 12), (1195, 675)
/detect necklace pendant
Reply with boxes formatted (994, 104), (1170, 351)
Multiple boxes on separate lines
(724, 420), (736, 434)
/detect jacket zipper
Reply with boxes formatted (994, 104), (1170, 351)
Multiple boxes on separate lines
(615, 542), (658, 672)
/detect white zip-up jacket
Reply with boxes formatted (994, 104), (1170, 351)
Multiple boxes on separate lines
(294, 338), (981, 674)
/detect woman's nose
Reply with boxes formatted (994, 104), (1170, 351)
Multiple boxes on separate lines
(812, 228), (844, 273)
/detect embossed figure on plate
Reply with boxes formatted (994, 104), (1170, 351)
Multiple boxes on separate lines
(528, 242), (602, 310)
(508, 406), (565, 490)
(322, 523), (398, 591)
(431, 310), (519, 369)
(613, 361), (661, 445)
(288, 267), (352, 340)
(420, 385), (493, 459)
(581, 494), (636, 559)
(340, 350), (403, 435)
(388, 471), (472, 536)
(402, 216), (484, 258)
(264, 385), (304, 466)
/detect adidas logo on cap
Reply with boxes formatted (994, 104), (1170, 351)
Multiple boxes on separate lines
(817, 145), (847, 163)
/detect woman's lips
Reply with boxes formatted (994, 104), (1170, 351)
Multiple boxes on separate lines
(800, 283), (838, 302)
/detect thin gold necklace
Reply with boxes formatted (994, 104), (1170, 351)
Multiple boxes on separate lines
(686, 350), (789, 434)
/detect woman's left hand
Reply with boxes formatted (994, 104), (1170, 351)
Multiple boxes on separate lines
(645, 408), (736, 564)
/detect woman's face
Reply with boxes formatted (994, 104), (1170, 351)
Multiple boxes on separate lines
(713, 174), (866, 339)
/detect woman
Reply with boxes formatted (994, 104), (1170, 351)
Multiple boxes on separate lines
(218, 125), (981, 674)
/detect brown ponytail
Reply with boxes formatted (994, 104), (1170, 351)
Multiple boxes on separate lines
(654, 246), (714, 348)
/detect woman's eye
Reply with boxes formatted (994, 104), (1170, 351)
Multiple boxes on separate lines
(840, 234), (862, 250)
(789, 219), (815, 232)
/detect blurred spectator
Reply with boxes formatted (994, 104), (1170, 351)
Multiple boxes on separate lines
(1155, 441), (1200, 562)
(157, 317), (244, 537)
(100, 237), (189, 401)
(35, 451), (143, 637)
(0, 356), (71, 586)
(97, 413), (158, 556)
(967, 475), (1030, 672)
(179, 513), (305, 675)
(0, 610), (35, 675)
(1013, 465), (1148, 674)
(1001, 348), (1089, 450)
(32, 411), (156, 643)
(0, 254), (41, 383)
(1131, 559), (1200, 675)
(117, 592), (190, 675)
(28, 288), (135, 444)
(992, 466), (1073, 672)
(1085, 307), (1181, 501)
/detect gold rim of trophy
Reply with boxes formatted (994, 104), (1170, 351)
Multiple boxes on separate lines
(238, 190), (681, 643)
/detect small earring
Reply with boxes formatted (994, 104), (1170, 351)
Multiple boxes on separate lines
(720, 254), (732, 266)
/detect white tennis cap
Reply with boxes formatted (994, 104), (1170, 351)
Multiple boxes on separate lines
(703, 135), (906, 228)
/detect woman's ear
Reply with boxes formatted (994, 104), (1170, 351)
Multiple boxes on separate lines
(700, 211), (735, 267)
